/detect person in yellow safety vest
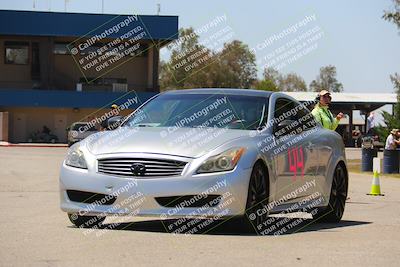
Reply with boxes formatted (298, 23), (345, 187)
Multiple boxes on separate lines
(311, 90), (344, 130)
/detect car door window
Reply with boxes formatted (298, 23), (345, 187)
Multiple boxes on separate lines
(274, 98), (301, 138)
(292, 103), (318, 131)
(273, 98), (318, 138)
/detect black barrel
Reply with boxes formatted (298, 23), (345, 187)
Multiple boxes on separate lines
(383, 149), (399, 174)
(361, 148), (378, 172)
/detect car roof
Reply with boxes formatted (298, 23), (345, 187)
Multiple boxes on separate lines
(163, 88), (273, 97)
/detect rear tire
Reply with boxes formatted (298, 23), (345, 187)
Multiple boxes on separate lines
(68, 213), (105, 228)
(239, 162), (269, 233)
(314, 163), (348, 223)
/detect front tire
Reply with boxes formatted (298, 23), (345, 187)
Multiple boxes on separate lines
(68, 213), (105, 228)
(314, 163), (348, 223)
(238, 162), (269, 232)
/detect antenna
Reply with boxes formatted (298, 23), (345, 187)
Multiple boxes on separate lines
(33, 0), (36, 9)
(157, 3), (160, 15)
(102, 0), (104, 13)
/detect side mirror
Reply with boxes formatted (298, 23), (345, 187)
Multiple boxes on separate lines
(274, 119), (296, 137)
(106, 116), (123, 130)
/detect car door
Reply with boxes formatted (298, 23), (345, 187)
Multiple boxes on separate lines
(271, 98), (320, 203)
(293, 102), (325, 193)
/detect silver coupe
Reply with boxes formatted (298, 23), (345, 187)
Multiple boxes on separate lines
(59, 89), (348, 232)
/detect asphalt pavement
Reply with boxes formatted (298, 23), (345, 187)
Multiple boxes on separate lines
(0, 147), (399, 266)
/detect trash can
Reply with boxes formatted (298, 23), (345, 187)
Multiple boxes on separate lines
(382, 149), (399, 174)
(361, 148), (378, 172)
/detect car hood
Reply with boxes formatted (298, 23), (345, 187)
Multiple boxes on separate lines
(85, 127), (251, 158)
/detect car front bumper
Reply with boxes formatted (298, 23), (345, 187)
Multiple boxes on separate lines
(59, 162), (252, 219)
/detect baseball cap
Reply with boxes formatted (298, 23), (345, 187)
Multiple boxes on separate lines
(319, 90), (331, 97)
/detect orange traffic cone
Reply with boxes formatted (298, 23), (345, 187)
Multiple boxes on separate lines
(367, 170), (384, 196)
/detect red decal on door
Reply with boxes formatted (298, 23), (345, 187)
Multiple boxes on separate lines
(288, 147), (304, 181)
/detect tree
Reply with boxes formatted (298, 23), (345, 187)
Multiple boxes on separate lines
(159, 29), (257, 90)
(159, 28), (213, 90)
(391, 73), (400, 116)
(263, 67), (282, 87)
(253, 67), (282, 92)
(255, 67), (307, 92)
(375, 1), (400, 140)
(383, 0), (400, 30)
(159, 60), (173, 91)
(214, 40), (257, 88)
(254, 79), (278, 91)
(279, 73), (308, 92)
(310, 65), (343, 92)
(375, 74), (400, 140)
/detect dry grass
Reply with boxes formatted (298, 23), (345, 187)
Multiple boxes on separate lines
(347, 159), (400, 178)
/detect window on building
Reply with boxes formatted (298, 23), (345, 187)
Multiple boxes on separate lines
(79, 77), (127, 85)
(54, 43), (71, 55)
(5, 41), (29, 65)
(53, 41), (148, 57)
(31, 42), (40, 79)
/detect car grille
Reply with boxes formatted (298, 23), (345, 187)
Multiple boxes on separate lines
(97, 157), (187, 177)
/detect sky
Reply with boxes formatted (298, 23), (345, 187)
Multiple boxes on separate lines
(1, 0), (399, 93)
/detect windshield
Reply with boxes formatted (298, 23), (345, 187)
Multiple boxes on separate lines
(123, 93), (269, 130)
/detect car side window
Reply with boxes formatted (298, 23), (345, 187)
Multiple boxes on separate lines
(274, 98), (293, 121)
(273, 98), (315, 138)
(292, 103), (318, 131)
(274, 98), (296, 138)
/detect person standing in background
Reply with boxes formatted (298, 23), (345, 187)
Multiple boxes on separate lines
(312, 90), (344, 131)
(367, 112), (376, 134)
(385, 129), (400, 150)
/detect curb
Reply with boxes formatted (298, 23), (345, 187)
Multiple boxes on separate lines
(0, 142), (68, 148)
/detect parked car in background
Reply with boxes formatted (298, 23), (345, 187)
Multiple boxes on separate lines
(28, 131), (58, 143)
(67, 122), (97, 147)
(362, 132), (384, 150)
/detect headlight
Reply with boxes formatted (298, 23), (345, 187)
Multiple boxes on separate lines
(65, 147), (88, 169)
(196, 147), (246, 174)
